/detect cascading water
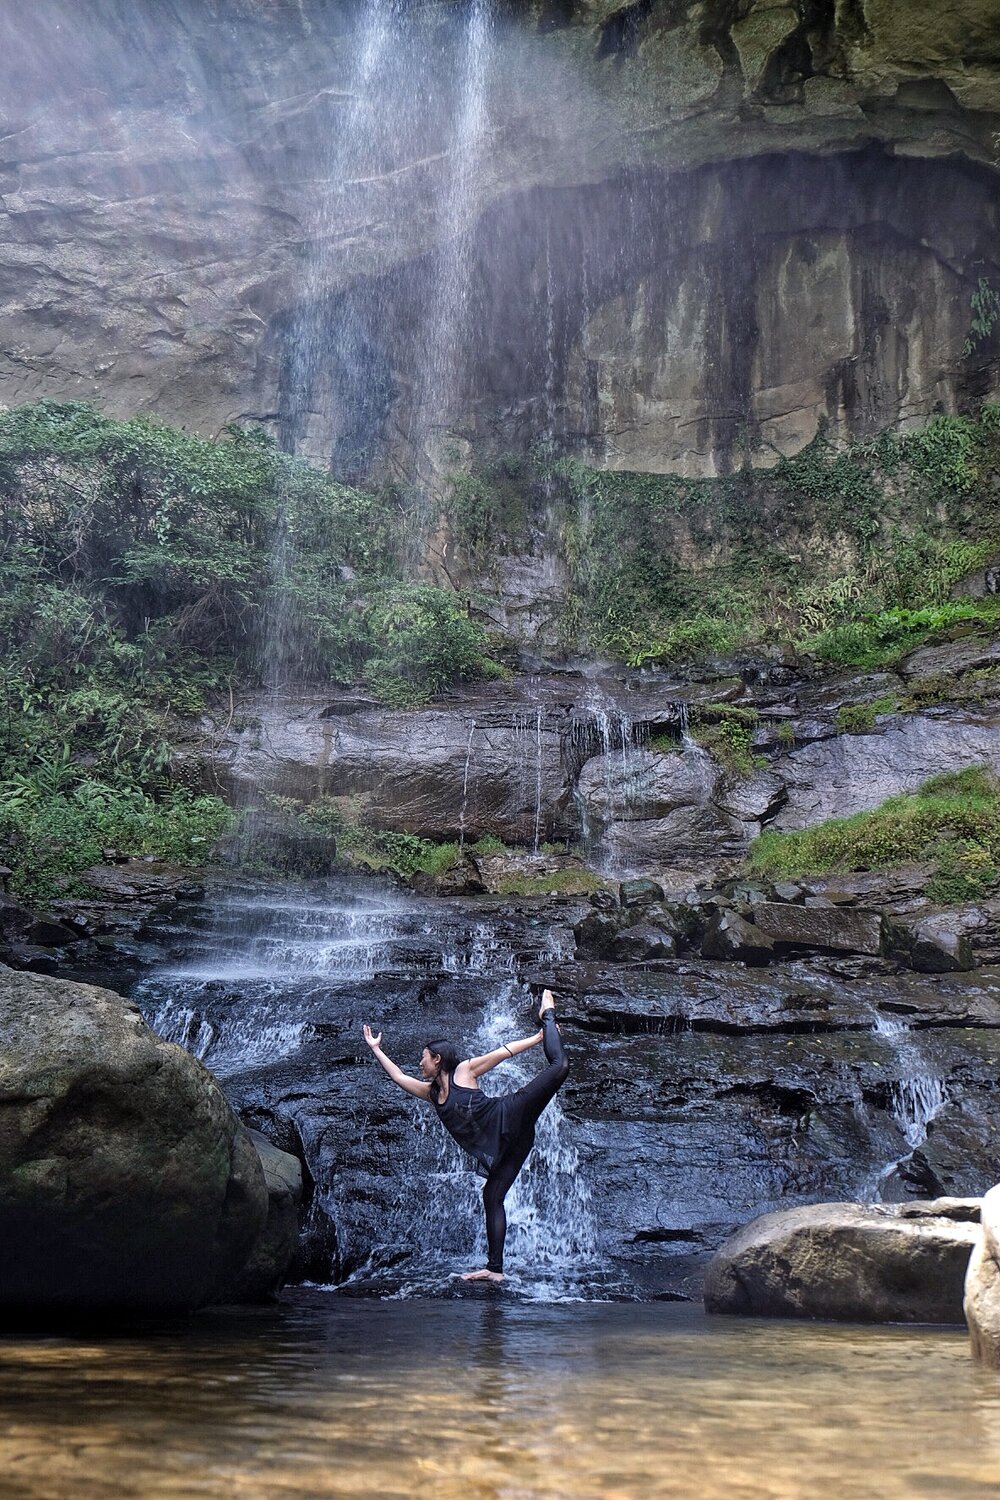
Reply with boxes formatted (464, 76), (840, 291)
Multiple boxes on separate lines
(458, 721), (477, 850)
(409, 0), (496, 487)
(571, 693), (648, 873)
(134, 881), (426, 1081)
(866, 1010), (948, 1200)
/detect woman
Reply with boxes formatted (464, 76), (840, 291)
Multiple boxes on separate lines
(362, 989), (569, 1282)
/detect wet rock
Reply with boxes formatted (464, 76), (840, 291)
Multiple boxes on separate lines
(578, 745), (741, 870)
(964, 1184), (1000, 1368)
(773, 715), (1000, 831)
(700, 909), (774, 966)
(619, 878), (665, 908)
(0, 967), (267, 1313)
(715, 770), (787, 823)
(410, 856), (486, 897)
(204, 690), (572, 847)
(0, 895), (77, 951)
(226, 1130), (303, 1304)
(704, 1199), (980, 1322)
(890, 910), (978, 973)
(610, 924), (677, 963)
(473, 851), (589, 895)
(214, 810), (338, 877)
(772, 882), (804, 904)
(753, 903), (885, 956)
(574, 909), (624, 958)
(900, 637), (1000, 681)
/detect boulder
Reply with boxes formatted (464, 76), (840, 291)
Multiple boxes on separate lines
(0, 967), (268, 1313)
(891, 910), (978, 974)
(0, 895), (77, 950)
(965, 1184), (1000, 1368)
(573, 909), (623, 958)
(753, 902), (885, 956)
(715, 770), (787, 823)
(705, 1199), (980, 1323)
(619, 877), (665, 908)
(610, 923), (677, 962)
(227, 1130), (303, 1303)
(700, 909), (775, 966)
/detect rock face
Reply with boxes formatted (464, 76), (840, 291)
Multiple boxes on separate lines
(772, 717), (1000, 831)
(184, 671), (1000, 888)
(704, 1199), (980, 1322)
(0, 1), (996, 481)
(0, 966), (269, 1312)
(965, 1184), (1000, 1367)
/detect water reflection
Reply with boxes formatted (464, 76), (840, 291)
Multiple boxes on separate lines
(0, 1294), (998, 1499)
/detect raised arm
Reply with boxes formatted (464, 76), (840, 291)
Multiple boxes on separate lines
(465, 1028), (543, 1080)
(362, 1025), (432, 1100)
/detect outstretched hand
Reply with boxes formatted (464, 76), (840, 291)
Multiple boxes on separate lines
(362, 1024), (382, 1050)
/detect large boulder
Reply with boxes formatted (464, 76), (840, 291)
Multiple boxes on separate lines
(964, 1184), (1000, 1368)
(577, 745), (743, 869)
(0, 966), (269, 1313)
(701, 909), (775, 966)
(704, 1199), (980, 1323)
(227, 1130), (303, 1304)
(753, 902), (885, 956)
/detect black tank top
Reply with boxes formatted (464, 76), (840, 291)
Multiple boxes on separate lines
(432, 1076), (509, 1172)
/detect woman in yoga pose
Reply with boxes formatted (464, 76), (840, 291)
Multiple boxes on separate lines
(362, 989), (569, 1282)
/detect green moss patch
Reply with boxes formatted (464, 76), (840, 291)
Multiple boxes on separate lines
(749, 766), (1000, 904)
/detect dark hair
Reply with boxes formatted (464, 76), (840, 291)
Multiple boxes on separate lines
(424, 1038), (460, 1101)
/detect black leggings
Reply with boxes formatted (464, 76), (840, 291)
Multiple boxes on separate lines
(483, 1010), (569, 1273)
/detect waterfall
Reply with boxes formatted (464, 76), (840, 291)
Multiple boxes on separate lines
(866, 1009), (948, 1200)
(411, 0), (496, 482)
(458, 721), (477, 850)
(572, 693), (647, 872)
(512, 703), (546, 850)
(135, 881), (420, 1080)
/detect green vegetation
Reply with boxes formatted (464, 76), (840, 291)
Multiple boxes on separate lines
(444, 407), (1000, 669)
(0, 400), (504, 901)
(688, 705), (761, 776)
(835, 696), (899, 734)
(748, 767), (1000, 904)
(273, 794), (599, 893)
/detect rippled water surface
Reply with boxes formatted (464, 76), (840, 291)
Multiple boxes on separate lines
(1, 1294), (998, 1499)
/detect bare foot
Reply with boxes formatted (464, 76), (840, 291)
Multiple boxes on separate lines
(460, 1268), (505, 1282)
(538, 987), (556, 1021)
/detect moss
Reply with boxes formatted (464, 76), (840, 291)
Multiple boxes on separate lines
(835, 696), (898, 733)
(748, 766), (1000, 904)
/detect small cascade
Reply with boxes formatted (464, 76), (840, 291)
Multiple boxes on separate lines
(571, 695), (648, 872)
(458, 722), (477, 851)
(135, 882), (429, 1080)
(866, 1009), (949, 1200)
(512, 702), (546, 849)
